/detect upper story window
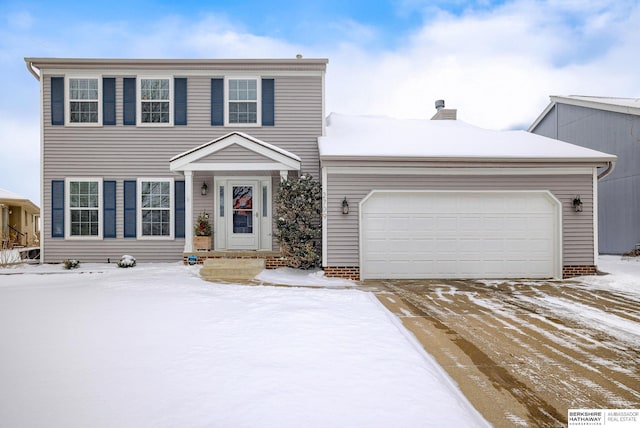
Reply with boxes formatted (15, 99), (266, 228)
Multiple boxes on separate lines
(66, 178), (102, 239)
(138, 77), (173, 126)
(227, 78), (260, 125)
(66, 77), (101, 125)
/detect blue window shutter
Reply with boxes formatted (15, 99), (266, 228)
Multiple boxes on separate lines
(174, 78), (187, 125)
(124, 180), (137, 238)
(123, 78), (136, 126)
(103, 180), (116, 238)
(175, 181), (185, 238)
(51, 77), (64, 125)
(211, 78), (224, 126)
(262, 78), (274, 126)
(51, 180), (64, 237)
(103, 78), (116, 125)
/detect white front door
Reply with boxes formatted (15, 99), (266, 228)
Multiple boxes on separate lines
(227, 181), (259, 249)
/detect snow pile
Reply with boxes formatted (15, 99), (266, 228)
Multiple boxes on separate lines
(581, 255), (640, 299)
(0, 249), (21, 265)
(255, 267), (354, 287)
(0, 263), (487, 428)
(117, 254), (136, 268)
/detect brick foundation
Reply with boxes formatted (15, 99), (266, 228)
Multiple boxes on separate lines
(183, 251), (287, 270)
(563, 265), (597, 278)
(324, 266), (360, 281)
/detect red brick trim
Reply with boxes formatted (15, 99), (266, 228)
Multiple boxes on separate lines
(324, 266), (360, 280)
(563, 265), (597, 278)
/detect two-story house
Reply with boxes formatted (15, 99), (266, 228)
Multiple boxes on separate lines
(529, 96), (640, 255)
(26, 57), (327, 265)
(27, 58), (617, 280)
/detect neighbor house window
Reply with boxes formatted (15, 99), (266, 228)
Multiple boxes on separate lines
(227, 78), (259, 124)
(67, 77), (100, 125)
(138, 78), (172, 125)
(66, 178), (102, 239)
(138, 179), (174, 238)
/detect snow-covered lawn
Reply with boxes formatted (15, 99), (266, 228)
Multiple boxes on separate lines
(0, 262), (487, 427)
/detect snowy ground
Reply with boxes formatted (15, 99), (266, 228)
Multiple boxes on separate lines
(0, 261), (487, 427)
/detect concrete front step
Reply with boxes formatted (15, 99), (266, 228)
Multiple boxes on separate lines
(200, 258), (266, 282)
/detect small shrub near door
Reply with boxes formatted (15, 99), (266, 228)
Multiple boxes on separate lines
(118, 255), (136, 268)
(274, 175), (322, 269)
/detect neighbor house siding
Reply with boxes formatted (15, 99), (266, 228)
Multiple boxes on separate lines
(324, 172), (595, 267)
(532, 105), (558, 139)
(531, 103), (640, 254)
(41, 69), (322, 263)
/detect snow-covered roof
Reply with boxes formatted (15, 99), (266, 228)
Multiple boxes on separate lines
(529, 95), (640, 132)
(0, 188), (29, 201)
(319, 113), (616, 163)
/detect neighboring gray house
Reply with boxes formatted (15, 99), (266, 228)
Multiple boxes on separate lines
(26, 57), (327, 266)
(529, 96), (640, 254)
(319, 111), (616, 280)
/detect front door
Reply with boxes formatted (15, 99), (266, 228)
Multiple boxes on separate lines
(227, 181), (259, 249)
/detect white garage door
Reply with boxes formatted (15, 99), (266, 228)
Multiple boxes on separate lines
(360, 191), (561, 280)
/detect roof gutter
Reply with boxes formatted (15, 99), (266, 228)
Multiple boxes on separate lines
(25, 60), (40, 81)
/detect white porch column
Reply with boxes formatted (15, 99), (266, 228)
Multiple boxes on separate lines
(184, 170), (194, 252)
(280, 170), (288, 181)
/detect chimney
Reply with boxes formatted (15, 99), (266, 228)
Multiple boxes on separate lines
(431, 99), (457, 120)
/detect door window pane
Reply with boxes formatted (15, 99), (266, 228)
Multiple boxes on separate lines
(232, 186), (253, 233)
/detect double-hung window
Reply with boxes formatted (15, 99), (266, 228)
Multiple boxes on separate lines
(227, 78), (260, 125)
(138, 77), (173, 125)
(138, 178), (174, 239)
(66, 178), (102, 239)
(67, 77), (101, 125)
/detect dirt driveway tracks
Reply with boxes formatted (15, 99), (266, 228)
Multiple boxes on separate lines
(369, 279), (640, 427)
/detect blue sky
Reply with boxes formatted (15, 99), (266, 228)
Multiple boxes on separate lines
(1, 0), (640, 205)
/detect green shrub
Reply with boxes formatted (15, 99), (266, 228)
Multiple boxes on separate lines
(274, 175), (322, 269)
(63, 259), (80, 269)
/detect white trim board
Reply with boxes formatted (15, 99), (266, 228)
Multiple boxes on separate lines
(325, 166), (596, 176)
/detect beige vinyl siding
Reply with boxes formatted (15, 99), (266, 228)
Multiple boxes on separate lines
(42, 180), (184, 263)
(325, 173), (594, 267)
(42, 72), (321, 262)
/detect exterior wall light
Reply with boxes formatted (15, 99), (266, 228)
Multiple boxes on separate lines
(573, 195), (583, 212)
(201, 182), (208, 196)
(342, 197), (349, 215)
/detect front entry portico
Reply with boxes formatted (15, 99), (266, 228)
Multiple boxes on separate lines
(169, 132), (301, 253)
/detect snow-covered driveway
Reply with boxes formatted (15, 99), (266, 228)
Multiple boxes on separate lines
(0, 263), (487, 428)
(375, 256), (640, 427)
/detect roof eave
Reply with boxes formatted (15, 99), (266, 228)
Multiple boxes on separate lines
(549, 95), (640, 117)
(319, 155), (616, 164)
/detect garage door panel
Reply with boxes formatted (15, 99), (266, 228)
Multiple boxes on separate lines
(361, 191), (559, 279)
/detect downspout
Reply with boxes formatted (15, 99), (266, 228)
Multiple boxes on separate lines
(597, 161), (615, 180)
(26, 60), (41, 81)
(26, 60), (44, 262)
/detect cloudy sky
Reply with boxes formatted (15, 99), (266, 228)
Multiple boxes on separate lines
(2, 0), (639, 205)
